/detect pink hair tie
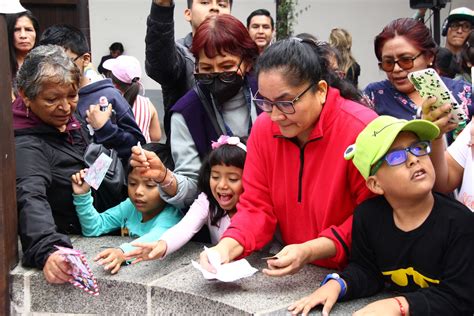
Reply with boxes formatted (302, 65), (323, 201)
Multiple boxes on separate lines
(211, 135), (247, 152)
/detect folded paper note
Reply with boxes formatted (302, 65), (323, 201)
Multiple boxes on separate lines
(84, 152), (112, 190)
(191, 246), (258, 282)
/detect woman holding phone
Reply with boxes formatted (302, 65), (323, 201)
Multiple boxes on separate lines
(363, 18), (472, 125)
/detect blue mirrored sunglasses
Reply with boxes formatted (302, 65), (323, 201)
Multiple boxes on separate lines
(370, 141), (431, 176)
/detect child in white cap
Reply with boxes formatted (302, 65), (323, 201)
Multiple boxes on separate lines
(289, 115), (474, 316)
(104, 55), (161, 142)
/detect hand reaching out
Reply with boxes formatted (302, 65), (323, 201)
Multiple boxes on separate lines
(124, 240), (168, 264)
(94, 248), (125, 274)
(71, 169), (90, 195)
(288, 280), (342, 316)
(263, 243), (312, 277)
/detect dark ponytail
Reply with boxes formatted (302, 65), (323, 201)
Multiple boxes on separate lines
(110, 73), (140, 107)
(256, 38), (362, 102)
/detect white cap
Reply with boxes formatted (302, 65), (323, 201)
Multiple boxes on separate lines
(102, 55), (142, 84)
(0, 0), (26, 14)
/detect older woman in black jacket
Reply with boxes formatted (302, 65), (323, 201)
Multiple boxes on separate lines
(14, 45), (90, 283)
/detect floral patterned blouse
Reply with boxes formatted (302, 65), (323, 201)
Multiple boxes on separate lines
(363, 77), (472, 121)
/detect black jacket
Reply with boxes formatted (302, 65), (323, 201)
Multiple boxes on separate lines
(13, 98), (86, 268)
(145, 2), (195, 137)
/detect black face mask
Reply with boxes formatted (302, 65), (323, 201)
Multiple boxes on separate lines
(194, 68), (245, 105)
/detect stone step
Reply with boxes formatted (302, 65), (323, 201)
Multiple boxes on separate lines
(10, 236), (385, 315)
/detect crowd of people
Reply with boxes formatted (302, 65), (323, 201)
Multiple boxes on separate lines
(6, 1), (474, 315)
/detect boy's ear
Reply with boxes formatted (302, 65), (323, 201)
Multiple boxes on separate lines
(184, 8), (192, 23)
(366, 176), (384, 195)
(82, 53), (91, 67)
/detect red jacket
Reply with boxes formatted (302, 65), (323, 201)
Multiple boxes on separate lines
(223, 88), (377, 269)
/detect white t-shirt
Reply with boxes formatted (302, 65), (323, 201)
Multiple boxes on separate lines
(447, 121), (474, 211)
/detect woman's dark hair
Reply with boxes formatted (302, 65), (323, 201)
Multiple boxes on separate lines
(256, 38), (362, 102)
(374, 18), (437, 62)
(7, 10), (40, 77)
(110, 73), (140, 107)
(460, 32), (474, 75)
(197, 136), (247, 226)
(435, 47), (461, 78)
(191, 14), (259, 68)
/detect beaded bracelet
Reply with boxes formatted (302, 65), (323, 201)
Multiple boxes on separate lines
(393, 297), (406, 316)
(159, 172), (175, 189)
(155, 168), (168, 184)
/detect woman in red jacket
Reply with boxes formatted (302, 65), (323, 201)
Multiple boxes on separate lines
(199, 37), (377, 274)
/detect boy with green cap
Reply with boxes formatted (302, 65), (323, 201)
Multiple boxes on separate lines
(288, 115), (474, 316)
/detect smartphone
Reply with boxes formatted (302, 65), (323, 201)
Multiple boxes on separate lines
(408, 68), (467, 124)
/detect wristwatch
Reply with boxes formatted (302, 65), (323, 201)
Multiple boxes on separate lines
(320, 273), (347, 300)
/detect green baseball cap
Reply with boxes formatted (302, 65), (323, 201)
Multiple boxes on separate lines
(344, 116), (440, 179)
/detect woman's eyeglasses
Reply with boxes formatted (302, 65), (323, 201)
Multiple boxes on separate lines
(252, 83), (315, 115)
(370, 141), (431, 176)
(378, 52), (423, 72)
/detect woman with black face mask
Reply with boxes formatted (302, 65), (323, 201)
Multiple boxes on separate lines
(130, 14), (260, 211)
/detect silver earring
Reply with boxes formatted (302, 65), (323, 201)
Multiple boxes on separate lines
(26, 107), (29, 117)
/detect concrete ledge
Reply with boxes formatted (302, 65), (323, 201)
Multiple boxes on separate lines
(10, 236), (386, 315)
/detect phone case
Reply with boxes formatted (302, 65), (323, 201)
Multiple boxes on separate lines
(408, 68), (467, 124)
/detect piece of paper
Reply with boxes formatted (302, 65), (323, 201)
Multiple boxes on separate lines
(55, 246), (99, 296)
(191, 247), (258, 282)
(84, 152), (113, 190)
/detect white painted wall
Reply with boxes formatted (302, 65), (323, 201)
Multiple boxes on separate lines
(89, 0), (275, 91)
(89, 0), (472, 91)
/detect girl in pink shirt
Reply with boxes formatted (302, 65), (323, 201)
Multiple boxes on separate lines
(124, 135), (247, 262)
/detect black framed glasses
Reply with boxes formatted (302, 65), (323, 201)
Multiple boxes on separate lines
(378, 52), (423, 72)
(194, 59), (243, 84)
(449, 21), (472, 32)
(252, 83), (315, 115)
(370, 141), (431, 176)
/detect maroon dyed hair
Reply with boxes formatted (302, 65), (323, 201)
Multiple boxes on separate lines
(191, 14), (259, 66)
(374, 18), (438, 61)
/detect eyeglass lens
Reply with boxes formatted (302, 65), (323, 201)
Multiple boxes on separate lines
(450, 21), (472, 32)
(385, 141), (431, 166)
(380, 56), (417, 72)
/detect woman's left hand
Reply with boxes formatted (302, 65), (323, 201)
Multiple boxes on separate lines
(86, 103), (112, 130)
(262, 243), (312, 277)
(421, 97), (457, 135)
(353, 297), (407, 316)
(94, 248), (125, 274)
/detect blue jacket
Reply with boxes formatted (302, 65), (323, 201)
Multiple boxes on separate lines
(77, 79), (145, 159)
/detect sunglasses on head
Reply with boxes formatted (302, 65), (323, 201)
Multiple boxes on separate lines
(378, 52), (423, 72)
(370, 140), (431, 176)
